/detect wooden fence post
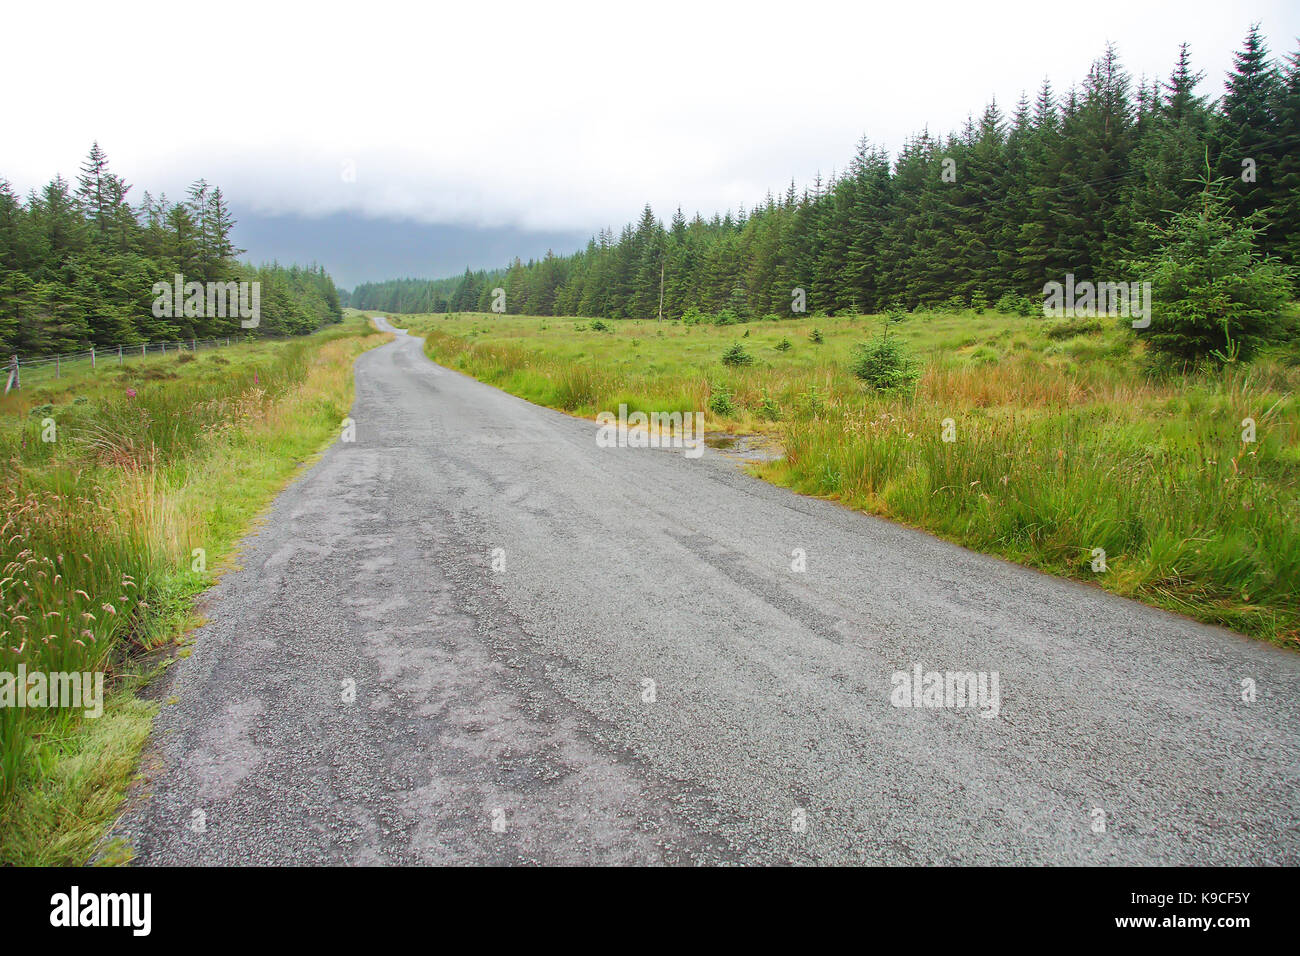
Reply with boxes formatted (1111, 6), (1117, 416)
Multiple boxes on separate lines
(90, 346), (96, 370)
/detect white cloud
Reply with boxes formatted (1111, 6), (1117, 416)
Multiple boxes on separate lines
(3, 0), (1297, 231)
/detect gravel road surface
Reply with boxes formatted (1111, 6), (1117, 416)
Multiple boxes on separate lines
(113, 317), (1300, 865)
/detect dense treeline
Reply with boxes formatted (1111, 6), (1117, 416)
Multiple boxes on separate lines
(0, 145), (344, 355)
(341, 274), (468, 314)
(350, 30), (1299, 320)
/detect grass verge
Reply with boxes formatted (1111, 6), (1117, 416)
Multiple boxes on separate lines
(0, 316), (390, 864)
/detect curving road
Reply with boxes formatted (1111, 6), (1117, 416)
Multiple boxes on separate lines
(114, 316), (1300, 865)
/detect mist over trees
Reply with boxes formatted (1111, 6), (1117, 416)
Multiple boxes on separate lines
(0, 145), (344, 355)
(348, 29), (1299, 322)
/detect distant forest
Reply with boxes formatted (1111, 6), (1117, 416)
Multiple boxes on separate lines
(0, 145), (343, 356)
(347, 29), (1300, 319)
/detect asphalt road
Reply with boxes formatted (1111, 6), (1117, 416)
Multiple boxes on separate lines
(114, 317), (1300, 865)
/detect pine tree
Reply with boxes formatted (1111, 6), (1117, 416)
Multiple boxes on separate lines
(204, 187), (242, 270)
(1132, 169), (1292, 363)
(1122, 43), (1212, 261)
(999, 94), (1036, 291)
(1216, 25), (1284, 236)
(74, 142), (112, 237)
(630, 204), (665, 319)
(1268, 42), (1300, 276)
(1079, 45), (1137, 273)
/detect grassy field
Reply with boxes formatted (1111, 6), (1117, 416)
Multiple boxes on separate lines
(0, 315), (390, 864)
(403, 308), (1299, 646)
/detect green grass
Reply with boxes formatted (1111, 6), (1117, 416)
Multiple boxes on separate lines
(403, 308), (1300, 646)
(0, 315), (390, 864)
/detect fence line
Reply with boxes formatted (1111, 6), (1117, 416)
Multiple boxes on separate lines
(5, 335), (292, 392)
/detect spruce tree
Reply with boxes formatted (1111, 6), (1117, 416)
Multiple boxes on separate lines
(1132, 169), (1292, 363)
(1216, 26), (1284, 235)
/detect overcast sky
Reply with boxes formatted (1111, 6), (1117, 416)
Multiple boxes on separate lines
(3, 1), (1298, 286)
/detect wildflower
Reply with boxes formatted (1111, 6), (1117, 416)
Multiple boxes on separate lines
(126, 388), (137, 398)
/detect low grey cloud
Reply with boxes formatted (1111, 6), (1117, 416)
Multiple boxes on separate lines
(4, 0), (1297, 276)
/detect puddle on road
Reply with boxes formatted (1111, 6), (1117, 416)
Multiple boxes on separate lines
(705, 433), (784, 464)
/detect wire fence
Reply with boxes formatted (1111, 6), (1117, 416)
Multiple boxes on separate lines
(5, 335), (287, 392)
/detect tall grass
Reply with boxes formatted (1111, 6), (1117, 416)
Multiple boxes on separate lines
(0, 320), (387, 862)
(777, 365), (1297, 639)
